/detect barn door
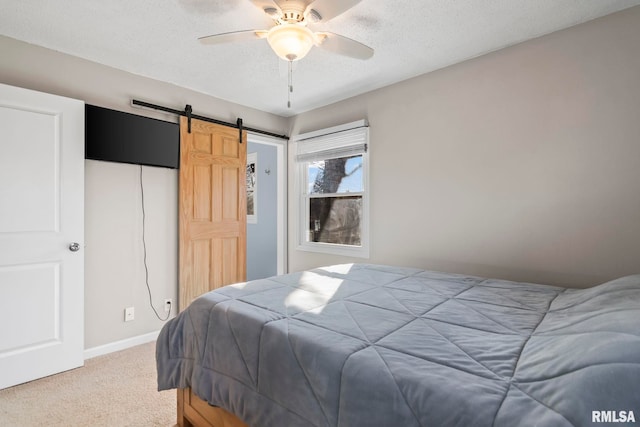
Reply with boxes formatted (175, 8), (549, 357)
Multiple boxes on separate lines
(0, 83), (84, 389)
(179, 117), (246, 311)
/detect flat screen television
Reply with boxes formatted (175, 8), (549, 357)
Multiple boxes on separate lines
(85, 104), (179, 169)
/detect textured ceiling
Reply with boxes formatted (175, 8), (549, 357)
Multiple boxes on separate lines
(1, 0), (639, 117)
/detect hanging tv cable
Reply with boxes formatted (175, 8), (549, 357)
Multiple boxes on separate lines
(140, 165), (171, 321)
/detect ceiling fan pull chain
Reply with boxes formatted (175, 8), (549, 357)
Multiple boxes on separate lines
(287, 59), (293, 108)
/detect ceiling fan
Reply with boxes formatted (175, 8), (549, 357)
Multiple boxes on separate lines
(198, 0), (374, 62)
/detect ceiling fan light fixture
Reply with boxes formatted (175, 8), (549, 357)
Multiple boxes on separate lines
(266, 24), (315, 61)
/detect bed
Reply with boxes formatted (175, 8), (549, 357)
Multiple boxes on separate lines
(156, 263), (640, 427)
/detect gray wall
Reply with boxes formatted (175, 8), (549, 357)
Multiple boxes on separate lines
(84, 161), (177, 347)
(288, 6), (640, 288)
(246, 142), (278, 281)
(1, 4), (639, 352)
(0, 35), (288, 350)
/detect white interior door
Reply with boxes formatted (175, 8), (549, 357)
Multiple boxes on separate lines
(0, 83), (84, 389)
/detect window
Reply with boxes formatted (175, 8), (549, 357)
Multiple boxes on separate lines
(295, 121), (369, 258)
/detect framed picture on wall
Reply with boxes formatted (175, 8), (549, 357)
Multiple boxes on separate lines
(247, 152), (257, 224)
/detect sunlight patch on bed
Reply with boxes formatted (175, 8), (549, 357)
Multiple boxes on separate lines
(230, 281), (249, 289)
(316, 263), (356, 275)
(284, 270), (346, 312)
(296, 271), (348, 295)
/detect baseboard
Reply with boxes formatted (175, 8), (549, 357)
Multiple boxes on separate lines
(83, 330), (160, 360)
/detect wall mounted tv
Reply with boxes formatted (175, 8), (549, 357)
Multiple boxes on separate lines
(85, 104), (179, 169)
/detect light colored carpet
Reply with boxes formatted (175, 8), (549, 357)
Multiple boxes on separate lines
(0, 342), (176, 426)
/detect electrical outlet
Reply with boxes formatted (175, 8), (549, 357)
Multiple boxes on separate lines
(124, 306), (135, 322)
(164, 299), (172, 313)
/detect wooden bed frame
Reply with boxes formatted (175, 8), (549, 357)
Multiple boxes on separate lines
(177, 388), (248, 427)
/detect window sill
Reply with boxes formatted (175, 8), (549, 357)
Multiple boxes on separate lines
(296, 241), (369, 259)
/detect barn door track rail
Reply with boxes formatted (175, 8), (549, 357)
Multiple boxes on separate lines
(131, 99), (288, 142)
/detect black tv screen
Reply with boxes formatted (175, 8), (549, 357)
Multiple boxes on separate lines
(85, 104), (179, 169)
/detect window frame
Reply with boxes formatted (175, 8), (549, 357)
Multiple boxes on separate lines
(294, 121), (370, 258)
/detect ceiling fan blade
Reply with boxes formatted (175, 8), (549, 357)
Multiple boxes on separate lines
(198, 30), (268, 45)
(305, 0), (362, 22)
(316, 32), (373, 60)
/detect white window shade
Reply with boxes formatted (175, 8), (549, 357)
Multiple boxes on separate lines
(296, 127), (368, 163)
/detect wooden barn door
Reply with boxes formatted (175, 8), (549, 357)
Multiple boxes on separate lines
(179, 117), (246, 311)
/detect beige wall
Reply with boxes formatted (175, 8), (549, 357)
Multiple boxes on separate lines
(0, 36), (288, 349)
(288, 6), (640, 288)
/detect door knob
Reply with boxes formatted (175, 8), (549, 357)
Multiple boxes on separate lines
(69, 242), (80, 252)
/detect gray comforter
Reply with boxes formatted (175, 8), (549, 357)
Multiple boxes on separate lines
(157, 264), (640, 426)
